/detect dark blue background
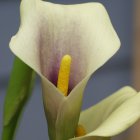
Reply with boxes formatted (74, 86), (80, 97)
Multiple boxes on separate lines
(0, 0), (133, 140)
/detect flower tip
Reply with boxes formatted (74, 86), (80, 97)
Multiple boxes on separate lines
(63, 54), (72, 62)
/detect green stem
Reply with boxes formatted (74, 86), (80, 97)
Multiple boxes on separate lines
(2, 57), (36, 140)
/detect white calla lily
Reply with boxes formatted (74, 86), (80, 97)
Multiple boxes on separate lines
(10, 1), (140, 140)
(72, 87), (140, 140)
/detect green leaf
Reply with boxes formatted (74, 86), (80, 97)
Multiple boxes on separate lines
(2, 57), (36, 140)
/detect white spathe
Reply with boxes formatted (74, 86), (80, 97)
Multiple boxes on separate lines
(8, 0), (130, 140)
(71, 87), (140, 140)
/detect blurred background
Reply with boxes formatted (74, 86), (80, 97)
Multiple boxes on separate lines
(0, 0), (139, 140)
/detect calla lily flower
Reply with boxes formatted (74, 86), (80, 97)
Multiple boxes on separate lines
(9, 0), (140, 140)
(73, 87), (140, 140)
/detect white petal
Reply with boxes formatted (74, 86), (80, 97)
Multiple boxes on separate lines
(71, 87), (140, 140)
(10, 0), (120, 88)
(9, 1), (120, 139)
